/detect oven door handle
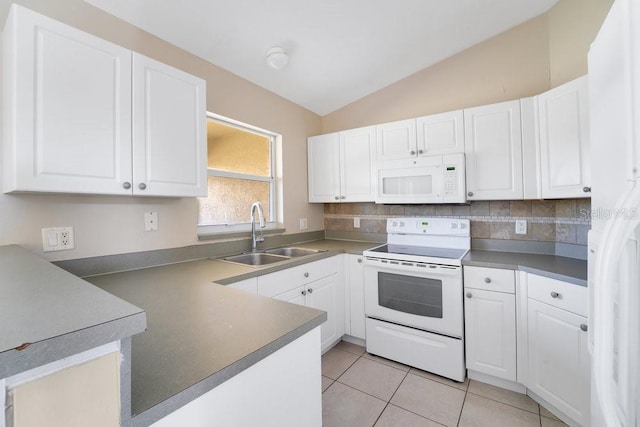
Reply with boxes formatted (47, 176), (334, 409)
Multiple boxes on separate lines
(363, 258), (461, 276)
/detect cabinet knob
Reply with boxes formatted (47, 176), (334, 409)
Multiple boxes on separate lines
(418, 149), (424, 155)
(466, 292), (472, 298)
(301, 290), (307, 296)
(307, 288), (313, 294)
(583, 186), (592, 193)
(550, 291), (561, 299)
(410, 150), (416, 155)
(304, 272), (309, 278)
(334, 196), (339, 200)
(122, 182), (132, 190)
(357, 258), (362, 263)
(467, 191), (474, 197)
(340, 195), (346, 199)
(580, 324), (588, 332)
(484, 277), (492, 283)
(138, 183), (147, 190)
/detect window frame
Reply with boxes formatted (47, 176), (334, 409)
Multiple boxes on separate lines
(197, 112), (278, 235)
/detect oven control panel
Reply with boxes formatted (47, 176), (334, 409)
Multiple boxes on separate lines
(387, 217), (469, 236)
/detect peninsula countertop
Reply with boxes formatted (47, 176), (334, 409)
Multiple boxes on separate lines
(85, 250), (350, 425)
(0, 245), (146, 379)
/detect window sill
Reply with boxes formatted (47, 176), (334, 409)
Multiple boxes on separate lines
(197, 228), (286, 242)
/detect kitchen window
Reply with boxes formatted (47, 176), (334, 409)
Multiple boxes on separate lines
(197, 113), (279, 235)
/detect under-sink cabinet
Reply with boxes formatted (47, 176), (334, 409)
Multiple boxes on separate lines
(3, 4), (207, 197)
(463, 266), (517, 383)
(258, 256), (345, 352)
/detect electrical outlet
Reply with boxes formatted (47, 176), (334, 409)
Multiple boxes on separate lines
(42, 227), (75, 252)
(144, 212), (159, 231)
(354, 217), (361, 228)
(299, 218), (308, 230)
(515, 220), (527, 235)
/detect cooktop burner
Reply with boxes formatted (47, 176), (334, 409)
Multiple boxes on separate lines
(368, 244), (468, 260)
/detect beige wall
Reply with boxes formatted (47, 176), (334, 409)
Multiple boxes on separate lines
(0, 0), (324, 260)
(322, 0), (613, 133)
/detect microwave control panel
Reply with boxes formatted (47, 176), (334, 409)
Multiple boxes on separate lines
(443, 165), (459, 196)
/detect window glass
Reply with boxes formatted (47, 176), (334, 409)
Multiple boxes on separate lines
(198, 177), (270, 225)
(197, 116), (276, 232)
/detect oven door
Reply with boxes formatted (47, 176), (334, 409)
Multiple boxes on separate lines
(364, 258), (463, 338)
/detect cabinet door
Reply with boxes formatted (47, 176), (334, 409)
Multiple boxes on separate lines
(464, 100), (523, 200)
(375, 119), (417, 162)
(132, 53), (207, 197)
(527, 299), (590, 425)
(273, 285), (306, 306)
(538, 76), (591, 199)
(3, 4), (133, 195)
(306, 273), (345, 352)
(416, 110), (464, 155)
(464, 289), (516, 381)
(340, 127), (376, 202)
(307, 133), (340, 202)
(346, 255), (365, 340)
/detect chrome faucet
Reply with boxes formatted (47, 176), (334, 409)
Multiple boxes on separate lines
(250, 201), (266, 251)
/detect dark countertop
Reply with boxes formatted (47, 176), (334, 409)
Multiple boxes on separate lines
(0, 245), (146, 378)
(463, 250), (587, 286)
(86, 256), (334, 426)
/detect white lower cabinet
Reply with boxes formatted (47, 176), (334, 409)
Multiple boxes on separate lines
(463, 266), (517, 382)
(345, 254), (366, 340)
(258, 256), (344, 353)
(525, 274), (590, 426)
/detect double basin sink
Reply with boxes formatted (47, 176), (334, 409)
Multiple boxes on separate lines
(221, 247), (326, 266)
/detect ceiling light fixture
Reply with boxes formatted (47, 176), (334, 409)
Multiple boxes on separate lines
(266, 46), (288, 70)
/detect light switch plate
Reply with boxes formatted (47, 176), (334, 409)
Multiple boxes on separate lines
(145, 212), (159, 231)
(354, 217), (361, 228)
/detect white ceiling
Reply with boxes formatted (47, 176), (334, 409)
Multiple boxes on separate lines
(83, 0), (559, 116)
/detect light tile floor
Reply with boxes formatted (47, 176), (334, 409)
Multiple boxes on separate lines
(322, 341), (569, 427)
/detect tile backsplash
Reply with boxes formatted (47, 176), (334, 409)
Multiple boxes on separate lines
(324, 199), (591, 245)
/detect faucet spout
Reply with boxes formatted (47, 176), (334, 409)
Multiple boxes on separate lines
(250, 201), (266, 251)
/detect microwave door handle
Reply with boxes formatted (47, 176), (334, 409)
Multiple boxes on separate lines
(593, 184), (640, 427)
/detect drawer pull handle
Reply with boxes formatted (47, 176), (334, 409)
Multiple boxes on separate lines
(304, 272), (309, 278)
(307, 288), (313, 294)
(466, 292), (472, 298)
(484, 277), (492, 283)
(580, 324), (588, 332)
(301, 290), (307, 296)
(550, 291), (560, 299)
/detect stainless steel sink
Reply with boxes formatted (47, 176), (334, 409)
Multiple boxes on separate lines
(265, 247), (325, 257)
(223, 252), (289, 266)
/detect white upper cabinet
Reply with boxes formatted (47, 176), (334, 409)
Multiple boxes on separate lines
(3, 4), (133, 195)
(375, 119), (417, 161)
(307, 133), (341, 202)
(537, 75), (591, 199)
(132, 53), (207, 197)
(308, 126), (375, 203)
(464, 100), (524, 200)
(2, 5), (207, 197)
(416, 110), (465, 155)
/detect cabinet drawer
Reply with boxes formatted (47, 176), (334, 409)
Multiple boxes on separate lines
(527, 274), (587, 317)
(258, 257), (338, 297)
(464, 266), (515, 293)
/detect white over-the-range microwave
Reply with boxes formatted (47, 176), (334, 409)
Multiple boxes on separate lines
(375, 153), (466, 204)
